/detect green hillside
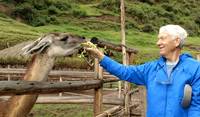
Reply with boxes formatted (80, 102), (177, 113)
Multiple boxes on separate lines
(0, 0), (200, 64)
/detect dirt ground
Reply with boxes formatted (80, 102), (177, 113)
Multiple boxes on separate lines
(29, 88), (143, 117)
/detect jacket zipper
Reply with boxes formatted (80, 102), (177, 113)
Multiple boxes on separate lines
(164, 66), (173, 117)
(164, 67), (176, 117)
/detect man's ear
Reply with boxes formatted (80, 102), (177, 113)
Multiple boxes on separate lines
(22, 35), (52, 55)
(175, 37), (181, 47)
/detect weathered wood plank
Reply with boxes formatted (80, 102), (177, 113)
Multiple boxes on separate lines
(94, 58), (103, 116)
(0, 80), (103, 95)
(0, 68), (117, 79)
(0, 96), (125, 105)
(96, 106), (122, 117)
(0, 68), (95, 78)
(197, 54), (200, 61)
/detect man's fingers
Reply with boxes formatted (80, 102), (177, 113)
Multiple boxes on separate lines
(85, 47), (96, 52)
(81, 42), (97, 48)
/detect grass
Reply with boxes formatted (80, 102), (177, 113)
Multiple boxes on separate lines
(0, 15), (200, 64)
(79, 4), (102, 16)
(30, 104), (93, 117)
(31, 104), (114, 117)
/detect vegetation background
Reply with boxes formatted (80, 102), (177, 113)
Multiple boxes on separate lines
(0, 0), (200, 116)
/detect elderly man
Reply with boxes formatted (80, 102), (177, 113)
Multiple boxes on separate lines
(85, 24), (200, 117)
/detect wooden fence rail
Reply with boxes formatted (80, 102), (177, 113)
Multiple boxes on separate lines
(0, 96), (125, 105)
(0, 68), (117, 80)
(96, 106), (122, 117)
(0, 80), (102, 95)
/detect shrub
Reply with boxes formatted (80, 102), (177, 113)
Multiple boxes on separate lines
(126, 21), (140, 30)
(163, 11), (175, 21)
(53, 1), (72, 11)
(73, 0), (95, 3)
(161, 3), (175, 12)
(0, 13), (8, 18)
(31, 16), (47, 26)
(183, 21), (199, 36)
(11, 3), (36, 24)
(195, 16), (200, 25)
(2, 0), (27, 4)
(98, 0), (120, 13)
(126, 6), (147, 24)
(47, 16), (60, 24)
(71, 9), (87, 18)
(137, 0), (154, 4)
(48, 5), (60, 15)
(32, 0), (47, 10)
(141, 24), (154, 32)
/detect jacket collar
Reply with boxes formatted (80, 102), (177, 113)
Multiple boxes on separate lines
(158, 53), (193, 67)
(156, 53), (193, 85)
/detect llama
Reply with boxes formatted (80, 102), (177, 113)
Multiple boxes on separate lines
(0, 32), (85, 117)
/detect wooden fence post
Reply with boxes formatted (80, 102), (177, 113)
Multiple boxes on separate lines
(139, 86), (146, 117)
(94, 58), (103, 116)
(59, 77), (63, 96)
(197, 54), (200, 61)
(120, 0), (132, 116)
(7, 65), (11, 81)
(124, 53), (132, 117)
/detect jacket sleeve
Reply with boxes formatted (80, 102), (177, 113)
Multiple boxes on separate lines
(100, 56), (149, 85)
(188, 67), (200, 117)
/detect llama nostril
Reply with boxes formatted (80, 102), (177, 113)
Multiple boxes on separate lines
(60, 36), (68, 41)
(82, 36), (86, 40)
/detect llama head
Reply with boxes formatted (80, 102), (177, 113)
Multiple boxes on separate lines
(22, 33), (86, 57)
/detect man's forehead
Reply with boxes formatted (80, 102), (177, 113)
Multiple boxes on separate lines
(158, 32), (170, 38)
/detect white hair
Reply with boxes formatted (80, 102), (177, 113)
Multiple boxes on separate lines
(159, 24), (188, 48)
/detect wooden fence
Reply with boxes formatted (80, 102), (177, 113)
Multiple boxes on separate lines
(0, 57), (139, 116)
(0, 68), (139, 117)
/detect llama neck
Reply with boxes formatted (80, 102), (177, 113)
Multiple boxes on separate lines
(24, 53), (55, 81)
(3, 54), (55, 117)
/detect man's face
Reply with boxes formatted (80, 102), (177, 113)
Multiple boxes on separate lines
(156, 32), (180, 57)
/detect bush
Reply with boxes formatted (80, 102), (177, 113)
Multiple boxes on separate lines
(32, 0), (47, 10)
(163, 11), (176, 21)
(73, 0), (95, 3)
(2, 0), (27, 4)
(10, 0), (72, 26)
(126, 6), (147, 24)
(98, 0), (120, 13)
(126, 21), (140, 30)
(48, 5), (60, 15)
(141, 24), (154, 32)
(11, 3), (36, 24)
(136, 0), (155, 5)
(183, 21), (199, 36)
(71, 9), (87, 18)
(31, 16), (47, 26)
(47, 16), (60, 25)
(53, 1), (72, 11)
(161, 3), (172, 11)
(0, 13), (8, 18)
(195, 16), (200, 25)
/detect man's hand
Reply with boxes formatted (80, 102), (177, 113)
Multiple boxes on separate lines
(81, 42), (104, 60)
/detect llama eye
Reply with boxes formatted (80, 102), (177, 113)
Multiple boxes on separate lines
(60, 36), (68, 41)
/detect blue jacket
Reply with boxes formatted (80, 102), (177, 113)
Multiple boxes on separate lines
(100, 53), (200, 117)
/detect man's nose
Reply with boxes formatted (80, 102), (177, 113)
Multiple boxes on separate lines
(156, 39), (161, 46)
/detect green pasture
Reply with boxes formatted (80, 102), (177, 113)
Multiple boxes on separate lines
(0, 16), (199, 65)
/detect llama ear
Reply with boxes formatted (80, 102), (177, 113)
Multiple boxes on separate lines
(22, 36), (52, 55)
